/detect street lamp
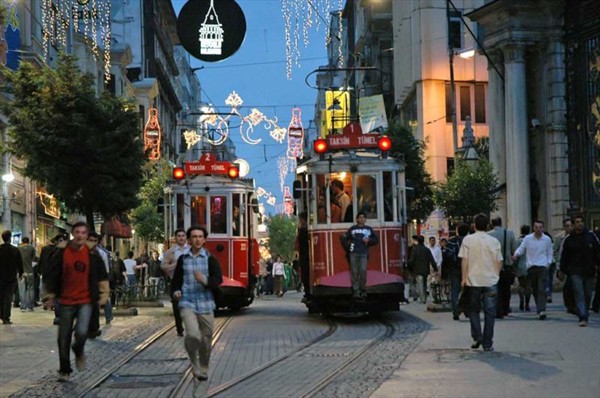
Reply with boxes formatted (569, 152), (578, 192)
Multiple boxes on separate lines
(455, 115), (479, 166)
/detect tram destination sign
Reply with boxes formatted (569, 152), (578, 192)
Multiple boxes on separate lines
(185, 153), (231, 175)
(327, 131), (379, 150)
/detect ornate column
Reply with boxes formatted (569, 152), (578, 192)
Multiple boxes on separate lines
(487, 50), (506, 221)
(503, 44), (531, 232)
(545, 39), (569, 234)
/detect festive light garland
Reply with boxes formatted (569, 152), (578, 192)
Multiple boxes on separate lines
(281, 0), (343, 79)
(42, 0), (112, 82)
(277, 156), (296, 194)
(183, 91), (289, 149)
(256, 187), (277, 207)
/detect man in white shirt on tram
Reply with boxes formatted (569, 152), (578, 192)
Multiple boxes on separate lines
(512, 220), (554, 320)
(161, 229), (190, 336)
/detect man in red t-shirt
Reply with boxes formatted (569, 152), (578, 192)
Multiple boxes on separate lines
(43, 222), (109, 382)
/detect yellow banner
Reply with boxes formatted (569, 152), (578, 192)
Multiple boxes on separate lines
(323, 91), (350, 134)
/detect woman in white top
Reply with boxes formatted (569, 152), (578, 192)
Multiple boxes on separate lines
(272, 255), (286, 297)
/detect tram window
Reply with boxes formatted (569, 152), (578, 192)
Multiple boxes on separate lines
(232, 194), (242, 236)
(330, 172), (353, 223)
(191, 196), (207, 227)
(315, 174), (328, 224)
(176, 194), (185, 230)
(356, 175), (377, 220)
(383, 172), (394, 221)
(210, 196), (227, 234)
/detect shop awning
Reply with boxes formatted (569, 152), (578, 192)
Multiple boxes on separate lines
(102, 218), (133, 239)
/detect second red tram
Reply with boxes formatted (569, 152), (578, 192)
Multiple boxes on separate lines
(295, 134), (407, 314)
(169, 159), (260, 311)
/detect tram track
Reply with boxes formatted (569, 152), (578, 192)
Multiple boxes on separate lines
(79, 315), (233, 397)
(206, 315), (394, 398)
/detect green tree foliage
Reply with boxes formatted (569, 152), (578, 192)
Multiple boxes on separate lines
(435, 158), (499, 222)
(1, 54), (144, 226)
(266, 215), (297, 263)
(131, 160), (172, 243)
(386, 121), (435, 221)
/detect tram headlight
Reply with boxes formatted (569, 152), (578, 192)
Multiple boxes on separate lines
(314, 138), (328, 160)
(173, 166), (185, 180)
(227, 165), (240, 179)
(378, 135), (392, 158)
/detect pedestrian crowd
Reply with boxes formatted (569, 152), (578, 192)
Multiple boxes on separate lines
(403, 213), (600, 352)
(1, 211), (597, 384)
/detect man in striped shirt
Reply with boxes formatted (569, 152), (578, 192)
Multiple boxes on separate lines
(171, 226), (222, 381)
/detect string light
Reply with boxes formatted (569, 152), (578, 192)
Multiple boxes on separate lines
(42, 0), (112, 82)
(281, 0), (344, 79)
(183, 91), (288, 148)
(256, 187), (277, 207)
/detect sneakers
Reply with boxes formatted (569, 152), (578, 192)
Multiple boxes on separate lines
(483, 346), (494, 352)
(57, 373), (70, 382)
(75, 354), (86, 371)
(579, 320), (587, 327)
(2, 319), (12, 325)
(538, 312), (547, 320)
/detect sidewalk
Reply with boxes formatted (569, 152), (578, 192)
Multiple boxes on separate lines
(372, 294), (600, 398)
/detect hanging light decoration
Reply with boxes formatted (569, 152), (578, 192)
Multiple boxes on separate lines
(281, 0), (343, 79)
(42, 0), (112, 82)
(183, 91), (287, 149)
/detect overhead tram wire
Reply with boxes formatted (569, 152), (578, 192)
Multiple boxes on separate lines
(198, 56), (325, 69)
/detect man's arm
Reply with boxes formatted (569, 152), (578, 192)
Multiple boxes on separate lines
(461, 257), (468, 286)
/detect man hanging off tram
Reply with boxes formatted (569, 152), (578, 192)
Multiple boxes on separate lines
(341, 212), (379, 300)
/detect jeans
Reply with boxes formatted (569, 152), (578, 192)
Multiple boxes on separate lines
(527, 266), (548, 313)
(126, 274), (137, 298)
(148, 277), (161, 297)
(570, 274), (595, 322)
(349, 253), (368, 296)
(180, 308), (213, 377)
(18, 274), (35, 310)
(449, 271), (461, 316)
(104, 298), (113, 322)
(468, 284), (498, 349)
(57, 303), (93, 374)
(415, 275), (427, 303)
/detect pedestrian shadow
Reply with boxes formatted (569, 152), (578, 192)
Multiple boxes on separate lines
(435, 348), (562, 381)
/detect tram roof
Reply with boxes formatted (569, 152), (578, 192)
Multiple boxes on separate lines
(297, 151), (405, 174)
(169, 175), (255, 194)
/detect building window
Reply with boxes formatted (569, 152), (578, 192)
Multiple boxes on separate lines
(447, 157), (455, 177)
(474, 84), (486, 123)
(445, 83), (488, 125)
(459, 86), (471, 121)
(448, 10), (463, 49)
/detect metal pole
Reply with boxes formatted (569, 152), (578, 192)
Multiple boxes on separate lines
(447, 0), (458, 153)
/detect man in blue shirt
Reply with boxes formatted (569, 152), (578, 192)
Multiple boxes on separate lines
(171, 226), (222, 381)
(342, 212), (379, 299)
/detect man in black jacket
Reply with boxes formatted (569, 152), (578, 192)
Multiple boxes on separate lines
(0, 230), (23, 324)
(560, 215), (600, 327)
(43, 222), (109, 382)
(171, 225), (222, 381)
(408, 235), (437, 304)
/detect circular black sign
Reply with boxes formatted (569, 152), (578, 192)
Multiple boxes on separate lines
(177, 0), (246, 62)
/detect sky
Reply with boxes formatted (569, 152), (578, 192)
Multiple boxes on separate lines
(171, 0), (334, 211)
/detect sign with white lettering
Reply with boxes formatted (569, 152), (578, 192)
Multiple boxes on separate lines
(185, 153), (231, 175)
(326, 131), (379, 150)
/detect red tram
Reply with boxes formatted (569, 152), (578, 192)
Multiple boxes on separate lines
(294, 132), (407, 314)
(169, 153), (260, 310)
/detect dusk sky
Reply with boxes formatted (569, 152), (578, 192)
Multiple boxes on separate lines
(172, 0), (335, 211)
